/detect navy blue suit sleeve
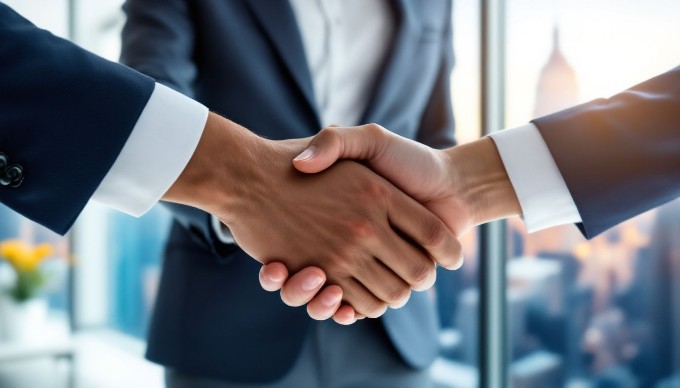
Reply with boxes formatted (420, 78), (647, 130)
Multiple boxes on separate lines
(532, 66), (680, 238)
(0, 3), (155, 234)
(416, 0), (457, 149)
(121, 0), (235, 258)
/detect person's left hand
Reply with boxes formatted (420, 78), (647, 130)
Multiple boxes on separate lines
(259, 124), (471, 324)
(258, 124), (521, 324)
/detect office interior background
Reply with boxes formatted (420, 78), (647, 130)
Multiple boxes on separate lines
(0, 0), (678, 387)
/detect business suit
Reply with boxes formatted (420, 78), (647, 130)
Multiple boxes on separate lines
(121, 0), (455, 384)
(532, 66), (680, 238)
(0, 3), (155, 234)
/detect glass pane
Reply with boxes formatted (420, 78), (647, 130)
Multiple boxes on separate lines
(0, 206), (72, 335)
(2, 0), (68, 37)
(505, 1), (680, 386)
(432, 1), (481, 387)
(106, 208), (170, 338)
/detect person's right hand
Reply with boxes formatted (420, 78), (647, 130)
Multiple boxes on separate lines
(261, 124), (521, 323)
(163, 114), (462, 318)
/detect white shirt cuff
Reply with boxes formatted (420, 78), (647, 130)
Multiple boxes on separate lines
(489, 123), (582, 232)
(211, 215), (236, 244)
(92, 83), (209, 217)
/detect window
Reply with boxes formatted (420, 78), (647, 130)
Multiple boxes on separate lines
(105, 208), (170, 338)
(504, 1), (680, 386)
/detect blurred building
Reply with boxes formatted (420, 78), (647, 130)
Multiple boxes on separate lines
(534, 26), (579, 117)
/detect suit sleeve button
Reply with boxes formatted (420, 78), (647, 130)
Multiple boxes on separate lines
(0, 164), (23, 188)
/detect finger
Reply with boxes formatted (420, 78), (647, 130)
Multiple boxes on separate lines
(388, 189), (463, 270)
(333, 304), (359, 325)
(279, 267), (326, 307)
(340, 278), (389, 319)
(373, 227), (438, 292)
(351, 258), (412, 308)
(306, 285), (343, 320)
(259, 262), (289, 292)
(293, 124), (389, 174)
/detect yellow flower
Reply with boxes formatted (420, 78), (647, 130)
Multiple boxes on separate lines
(0, 240), (54, 272)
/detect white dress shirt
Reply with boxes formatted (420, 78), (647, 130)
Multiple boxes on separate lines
(93, 1), (581, 236)
(289, 0), (395, 127)
(92, 83), (208, 216)
(489, 124), (581, 232)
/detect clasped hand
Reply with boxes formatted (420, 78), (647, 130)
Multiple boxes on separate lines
(165, 115), (466, 321)
(166, 116), (501, 325)
(258, 124), (487, 324)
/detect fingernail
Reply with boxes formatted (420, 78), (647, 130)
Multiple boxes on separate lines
(321, 292), (341, 306)
(261, 266), (285, 282)
(302, 275), (324, 291)
(294, 146), (316, 161)
(266, 271), (285, 282)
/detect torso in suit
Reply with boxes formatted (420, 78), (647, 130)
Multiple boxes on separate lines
(121, 0), (456, 383)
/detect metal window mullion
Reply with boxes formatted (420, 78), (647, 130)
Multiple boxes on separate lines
(479, 0), (508, 387)
(67, 0), (77, 334)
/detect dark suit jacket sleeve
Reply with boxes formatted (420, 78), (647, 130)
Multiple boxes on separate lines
(532, 66), (680, 238)
(0, 3), (155, 235)
(416, 0), (457, 149)
(121, 0), (236, 258)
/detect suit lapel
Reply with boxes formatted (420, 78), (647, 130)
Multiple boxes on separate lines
(245, 0), (319, 124)
(361, 0), (419, 124)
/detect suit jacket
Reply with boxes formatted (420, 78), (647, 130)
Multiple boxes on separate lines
(121, 0), (456, 383)
(533, 66), (680, 238)
(0, 3), (154, 234)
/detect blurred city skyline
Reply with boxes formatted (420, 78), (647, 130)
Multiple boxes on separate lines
(451, 0), (680, 143)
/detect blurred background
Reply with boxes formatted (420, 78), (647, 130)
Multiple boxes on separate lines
(0, 0), (678, 387)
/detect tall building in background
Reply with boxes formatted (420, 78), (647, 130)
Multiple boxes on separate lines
(534, 26), (579, 116)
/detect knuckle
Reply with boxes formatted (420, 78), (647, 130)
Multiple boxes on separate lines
(365, 123), (386, 137)
(346, 287), (387, 319)
(325, 256), (351, 277)
(409, 260), (435, 286)
(319, 126), (340, 141)
(363, 300), (389, 319)
(326, 253), (366, 278)
(348, 219), (377, 239)
(386, 285), (411, 306)
(422, 219), (447, 247)
(360, 179), (388, 201)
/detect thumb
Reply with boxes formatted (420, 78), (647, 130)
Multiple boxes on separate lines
(293, 124), (388, 174)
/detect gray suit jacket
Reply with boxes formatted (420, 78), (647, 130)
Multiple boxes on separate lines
(121, 0), (456, 382)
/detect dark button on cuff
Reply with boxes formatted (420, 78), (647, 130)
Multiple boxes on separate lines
(0, 153), (24, 188)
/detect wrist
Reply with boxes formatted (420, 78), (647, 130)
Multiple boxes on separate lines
(445, 137), (522, 226)
(162, 112), (270, 221)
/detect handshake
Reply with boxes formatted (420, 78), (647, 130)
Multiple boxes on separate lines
(163, 113), (522, 325)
